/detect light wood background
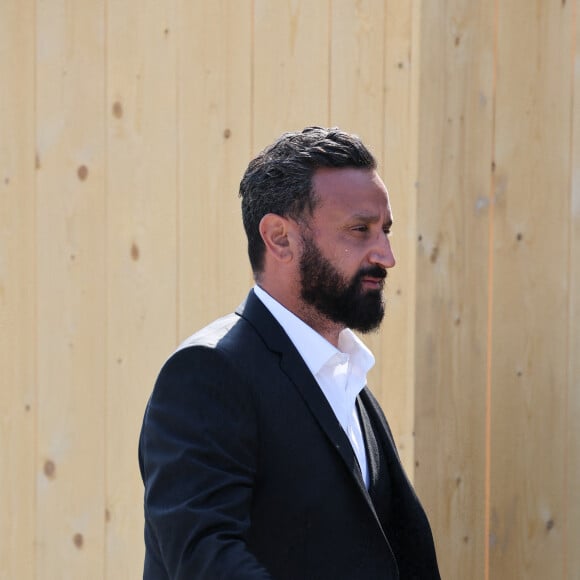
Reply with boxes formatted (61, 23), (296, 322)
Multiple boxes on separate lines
(1, 1), (578, 579)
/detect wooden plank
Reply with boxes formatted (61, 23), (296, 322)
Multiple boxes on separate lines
(253, 0), (330, 149)
(489, 2), (573, 578)
(330, 0), (385, 152)
(0, 1), (36, 578)
(35, 1), (106, 577)
(177, 0), (253, 337)
(329, 0), (398, 458)
(414, 1), (494, 578)
(329, 0), (417, 476)
(567, 3), (580, 577)
(380, 0), (417, 475)
(106, 1), (178, 576)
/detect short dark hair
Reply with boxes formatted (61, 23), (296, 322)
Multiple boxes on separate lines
(239, 126), (377, 274)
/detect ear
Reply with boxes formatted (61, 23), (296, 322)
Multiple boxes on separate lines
(259, 213), (297, 264)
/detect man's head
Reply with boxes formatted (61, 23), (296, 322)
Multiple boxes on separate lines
(239, 127), (376, 274)
(239, 127), (395, 340)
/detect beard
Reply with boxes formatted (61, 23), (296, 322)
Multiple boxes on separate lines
(299, 235), (386, 333)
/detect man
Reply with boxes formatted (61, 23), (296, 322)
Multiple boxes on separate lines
(139, 127), (440, 579)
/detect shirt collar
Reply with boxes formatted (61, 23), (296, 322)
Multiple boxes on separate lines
(337, 326), (375, 376)
(253, 285), (375, 376)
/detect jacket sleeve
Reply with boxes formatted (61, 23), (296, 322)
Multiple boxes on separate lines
(139, 345), (272, 579)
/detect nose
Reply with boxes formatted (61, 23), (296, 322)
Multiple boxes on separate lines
(369, 235), (396, 269)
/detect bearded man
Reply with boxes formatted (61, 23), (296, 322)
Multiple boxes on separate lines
(139, 127), (440, 580)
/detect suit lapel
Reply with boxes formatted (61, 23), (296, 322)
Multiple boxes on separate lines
(237, 291), (371, 499)
(357, 396), (381, 493)
(278, 343), (367, 489)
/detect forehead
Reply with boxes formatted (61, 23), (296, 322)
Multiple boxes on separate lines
(311, 167), (391, 219)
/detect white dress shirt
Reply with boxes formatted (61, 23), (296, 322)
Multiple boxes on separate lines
(253, 285), (375, 488)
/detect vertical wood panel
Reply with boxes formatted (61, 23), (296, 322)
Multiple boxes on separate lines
(329, 0), (418, 476)
(330, 0), (385, 153)
(380, 0), (419, 474)
(178, 0), (252, 336)
(414, 1), (494, 577)
(106, 1), (178, 577)
(253, 0), (330, 149)
(0, 2), (36, 578)
(490, 2), (573, 578)
(568, 3), (580, 578)
(35, 1), (106, 577)
(329, 0), (402, 462)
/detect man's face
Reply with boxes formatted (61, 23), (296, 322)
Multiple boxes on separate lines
(297, 167), (396, 333)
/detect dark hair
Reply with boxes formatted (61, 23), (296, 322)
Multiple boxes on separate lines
(239, 126), (377, 274)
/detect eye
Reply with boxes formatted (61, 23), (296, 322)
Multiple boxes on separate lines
(352, 224), (369, 233)
(382, 226), (391, 236)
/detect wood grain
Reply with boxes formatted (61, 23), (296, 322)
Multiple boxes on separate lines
(329, 0), (392, 457)
(378, 0), (419, 476)
(35, 0), (106, 577)
(177, 0), (253, 337)
(106, 0), (178, 576)
(0, 1), (36, 578)
(489, 1), (573, 578)
(414, 1), (494, 577)
(567, 3), (580, 579)
(330, 0), (385, 152)
(253, 0), (330, 148)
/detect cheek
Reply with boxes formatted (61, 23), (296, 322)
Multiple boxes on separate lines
(315, 234), (362, 276)
(332, 249), (361, 278)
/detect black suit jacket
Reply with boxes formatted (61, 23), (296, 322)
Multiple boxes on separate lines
(139, 290), (440, 579)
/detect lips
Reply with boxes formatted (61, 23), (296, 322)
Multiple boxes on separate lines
(361, 277), (385, 290)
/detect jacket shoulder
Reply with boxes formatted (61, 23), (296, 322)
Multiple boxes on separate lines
(175, 312), (240, 352)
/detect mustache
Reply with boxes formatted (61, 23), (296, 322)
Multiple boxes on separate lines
(357, 266), (387, 280)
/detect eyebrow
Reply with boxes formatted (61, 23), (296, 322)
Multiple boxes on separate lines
(350, 212), (393, 228)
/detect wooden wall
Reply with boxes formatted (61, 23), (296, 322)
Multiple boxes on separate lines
(0, 1), (577, 579)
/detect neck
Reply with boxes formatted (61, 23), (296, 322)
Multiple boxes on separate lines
(256, 275), (346, 347)
(294, 301), (345, 348)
